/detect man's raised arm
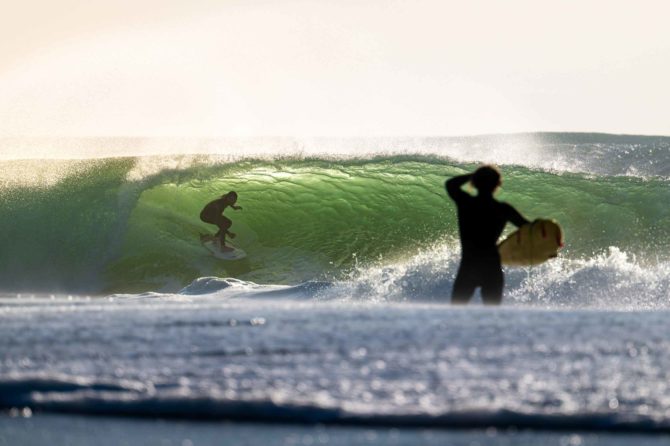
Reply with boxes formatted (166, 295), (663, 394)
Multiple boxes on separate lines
(446, 173), (473, 201)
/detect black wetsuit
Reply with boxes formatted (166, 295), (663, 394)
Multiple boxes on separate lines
(446, 175), (528, 305)
(200, 199), (232, 238)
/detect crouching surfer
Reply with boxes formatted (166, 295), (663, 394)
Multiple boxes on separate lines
(200, 191), (242, 251)
(446, 165), (529, 305)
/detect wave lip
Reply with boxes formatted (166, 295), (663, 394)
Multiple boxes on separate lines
(1, 376), (668, 432)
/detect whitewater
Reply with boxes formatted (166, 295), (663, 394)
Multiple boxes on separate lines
(2, 133), (670, 443)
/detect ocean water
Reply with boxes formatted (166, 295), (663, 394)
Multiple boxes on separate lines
(1, 133), (670, 437)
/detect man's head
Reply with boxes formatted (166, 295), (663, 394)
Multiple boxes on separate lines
(471, 165), (501, 194)
(222, 191), (238, 203)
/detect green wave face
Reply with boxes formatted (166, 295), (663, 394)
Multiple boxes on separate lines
(1, 156), (669, 293)
(105, 157), (459, 292)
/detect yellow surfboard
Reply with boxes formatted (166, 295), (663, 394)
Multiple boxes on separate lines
(498, 219), (564, 266)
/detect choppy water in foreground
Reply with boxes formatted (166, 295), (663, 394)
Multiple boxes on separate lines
(2, 289), (670, 432)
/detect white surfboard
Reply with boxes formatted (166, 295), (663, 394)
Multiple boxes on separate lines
(200, 235), (247, 260)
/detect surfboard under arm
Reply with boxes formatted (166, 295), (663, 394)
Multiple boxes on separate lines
(497, 219), (563, 267)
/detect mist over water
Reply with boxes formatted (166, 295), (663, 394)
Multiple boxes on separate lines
(3, 133), (670, 176)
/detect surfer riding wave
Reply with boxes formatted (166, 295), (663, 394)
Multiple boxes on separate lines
(200, 191), (242, 251)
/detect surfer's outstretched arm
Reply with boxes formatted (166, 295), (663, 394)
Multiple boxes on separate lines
(504, 203), (530, 228)
(446, 174), (473, 201)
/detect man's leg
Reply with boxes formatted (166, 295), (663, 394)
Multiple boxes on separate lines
(480, 268), (504, 305)
(199, 214), (219, 242)
(451, 266), (476, 304)
(217, 217), (233, 250)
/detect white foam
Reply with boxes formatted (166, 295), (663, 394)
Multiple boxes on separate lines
(308, 244), (670, 309)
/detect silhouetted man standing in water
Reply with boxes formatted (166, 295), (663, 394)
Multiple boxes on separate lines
(446, 165), (529, 305)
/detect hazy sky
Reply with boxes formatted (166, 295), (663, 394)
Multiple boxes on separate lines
(1, 0), (669, 137)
